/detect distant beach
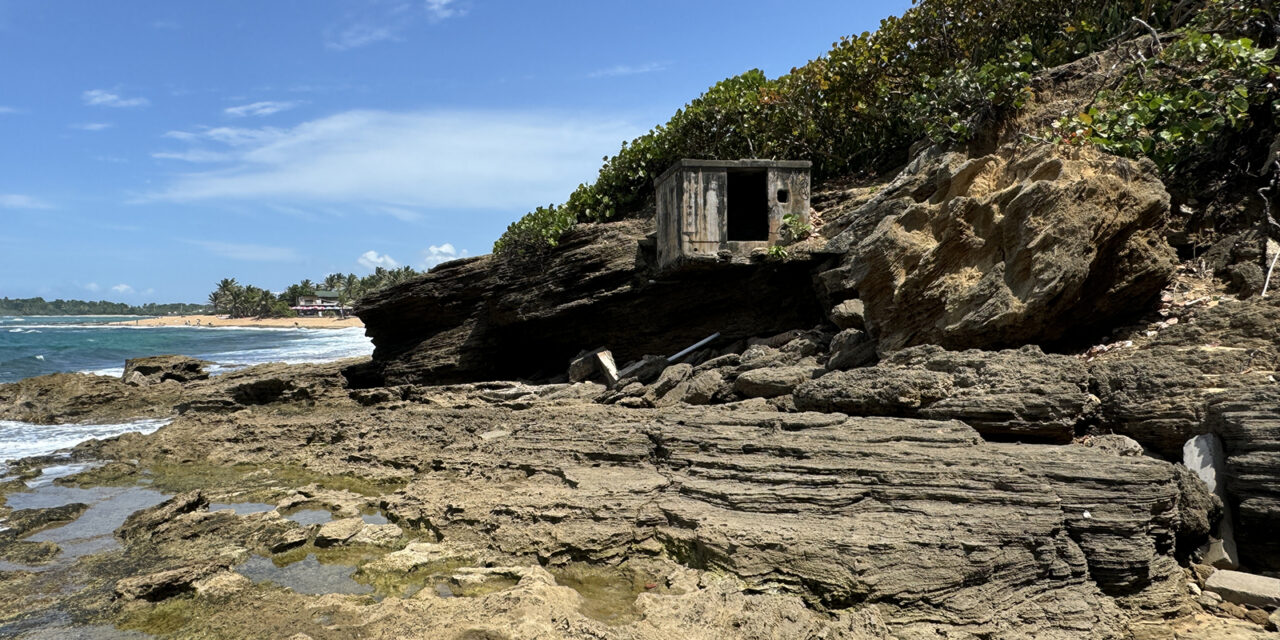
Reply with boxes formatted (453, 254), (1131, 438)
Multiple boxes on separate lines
(111, 314), (363, 329)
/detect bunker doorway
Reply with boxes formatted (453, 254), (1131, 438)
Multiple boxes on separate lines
(726, 169), (769, 241)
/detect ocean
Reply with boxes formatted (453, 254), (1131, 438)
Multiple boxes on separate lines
(0, 315), (373, 462)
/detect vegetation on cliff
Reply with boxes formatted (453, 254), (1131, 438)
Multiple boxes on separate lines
(494, 0), (1277, 257)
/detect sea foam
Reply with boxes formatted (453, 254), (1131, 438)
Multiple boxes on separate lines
(0, 418), (171, 462)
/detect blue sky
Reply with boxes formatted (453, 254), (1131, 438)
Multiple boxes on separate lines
(0, 0), (910, 303)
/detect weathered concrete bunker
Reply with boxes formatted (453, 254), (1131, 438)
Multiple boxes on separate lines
(655, 159), (811, 269)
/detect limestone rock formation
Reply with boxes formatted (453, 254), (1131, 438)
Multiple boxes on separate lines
(794, 345), (1095, 442)
(1091, 296), (1280, 458)
(821, 143), (1178, 353)
(1206, 388), (1280, 572)
(353, 220), (827, 385)
(122, 354), (211, 386)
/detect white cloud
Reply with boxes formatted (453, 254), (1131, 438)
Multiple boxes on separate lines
(70, 122), (113, 131)
(111, 283), (135, 294)
(0, 194), (53, 209)
(357, 250), (399, 270)
(186, 240), (302, 262)
(152, 149), (233, 163)
(142, 109), (640, 211)
(84, 282), (101, 292)
(0, 106), (18, 114)
(326, 23), (399, 50)
(151, 19), (180, 29)
(588, 62), (667, 79)
(83, 89), (150, 108)
(422, 243), (468, 268)
(325, 0), (463, 50)
(425, 0), (462, 21)
(225, 101), (298, 118)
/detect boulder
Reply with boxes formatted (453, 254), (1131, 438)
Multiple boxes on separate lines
(821, 143), (1176, 353)
(829, 299), (865, 331)
(1204, 570), (1280, 609)
(348, 523), (404, 547)
(314, 517), (365, 547)
(826, 329), (876, 370)
(795, 345), (1093, 442)
(733, 366), (819, 399)
(118, 491), (208, 543)
(122, 355), (211, 386)
(659, 370), (727, 406)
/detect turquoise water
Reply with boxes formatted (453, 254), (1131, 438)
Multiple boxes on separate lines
(0, 315), (373, 462)
(0, 316), (371, 383)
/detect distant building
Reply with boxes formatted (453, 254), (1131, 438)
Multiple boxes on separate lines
(291, 290), (350, 317)
(655, 159), (811, 269)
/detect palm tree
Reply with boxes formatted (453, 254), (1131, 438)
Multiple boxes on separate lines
(322, 273), (343, 291)
(210, 278), (240, 315)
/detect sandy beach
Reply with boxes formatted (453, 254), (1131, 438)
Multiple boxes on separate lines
(113, 314), (364, 329)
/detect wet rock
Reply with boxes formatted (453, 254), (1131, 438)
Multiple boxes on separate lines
(314, 517), (365, 547)
(0, 540), (60, 564)
(268, 527), (309, 553)
(115, 559), (234, 601)
(733, 366), (818, 399)
(0, 372), (178, 424)
(796, 345), (1093, 442)
(822, 143), (1176, 353)
(1205, 570), (1280, 609)
(276, 486), (368, 518)
(122, 355), (211, 386)
(826, 328), (876, 370)
(118, 491), (208, 543)
(2, 503), (88, 537)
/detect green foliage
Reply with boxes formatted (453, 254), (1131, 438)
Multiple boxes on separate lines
(779, 213), (812, 244)
(0, 298), (210, 316)
(1053, 30), (1277, 172)
(766, 245), (790, 260)
(495, 0), (1180, 256)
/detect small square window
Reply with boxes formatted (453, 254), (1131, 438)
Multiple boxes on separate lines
(776, 189), (790, 203)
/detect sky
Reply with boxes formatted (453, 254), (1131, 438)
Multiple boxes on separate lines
(0, 0), (911, 303)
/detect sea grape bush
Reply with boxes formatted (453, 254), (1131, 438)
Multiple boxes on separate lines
(1054, 31), (1277, 173)
(494, 0), (1184, 257)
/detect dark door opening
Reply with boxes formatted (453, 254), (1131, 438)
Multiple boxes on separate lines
(726, 170), (769, 241)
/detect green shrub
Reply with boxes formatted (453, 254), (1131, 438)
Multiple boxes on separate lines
(1053, 30), (1276, 173)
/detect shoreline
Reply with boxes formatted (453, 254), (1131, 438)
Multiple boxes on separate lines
(110, 314), (364, 329)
